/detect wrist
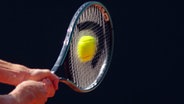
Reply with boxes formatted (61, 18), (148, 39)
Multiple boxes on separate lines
(13, 64), (31, 86)
(0, 60), (31, 86)
(19, 67), (32, 85)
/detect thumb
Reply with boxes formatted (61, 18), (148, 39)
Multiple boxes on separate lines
(42, 78), (55, 97)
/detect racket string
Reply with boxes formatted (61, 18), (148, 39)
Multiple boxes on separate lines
(79, 6), (102, 27)
(67, 5), (112, 89)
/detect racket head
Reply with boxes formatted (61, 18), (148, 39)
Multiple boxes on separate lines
(52, 1), (114, 93)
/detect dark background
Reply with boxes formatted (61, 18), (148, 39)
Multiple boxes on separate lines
(0, 0), (184, 104)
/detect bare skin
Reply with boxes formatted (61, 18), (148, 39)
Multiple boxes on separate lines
(0, 59), (59, 104)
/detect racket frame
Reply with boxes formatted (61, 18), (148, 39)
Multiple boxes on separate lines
(51, 1), (114, 93)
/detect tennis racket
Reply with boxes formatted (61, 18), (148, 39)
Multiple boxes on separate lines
(51, 1), (114, 93)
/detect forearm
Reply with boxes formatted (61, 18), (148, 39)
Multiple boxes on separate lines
(0, 60), (30, 86)
(0, 95), (18, 104)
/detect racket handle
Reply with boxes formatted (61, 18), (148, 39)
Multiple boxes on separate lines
(59, 77), (82, 92)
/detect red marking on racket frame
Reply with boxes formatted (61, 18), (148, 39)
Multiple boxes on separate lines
(94, 4), (110, 22)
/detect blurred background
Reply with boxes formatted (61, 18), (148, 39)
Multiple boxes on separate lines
(0, 0), (184, 104)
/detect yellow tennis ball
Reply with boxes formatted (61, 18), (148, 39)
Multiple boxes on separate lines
(77, 34), (97, 63)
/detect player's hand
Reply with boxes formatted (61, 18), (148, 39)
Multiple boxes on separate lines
(26, 69), (59, 90)
(9, 80), (55, 104)
(0, 59), (59, 90)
